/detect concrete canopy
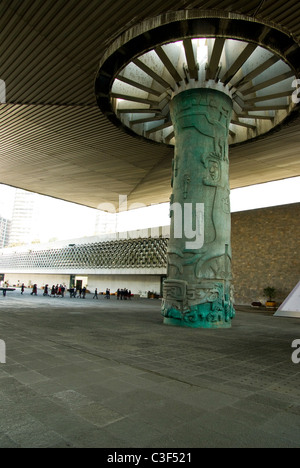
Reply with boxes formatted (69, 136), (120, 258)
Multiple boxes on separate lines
(0, 0), (299, 211)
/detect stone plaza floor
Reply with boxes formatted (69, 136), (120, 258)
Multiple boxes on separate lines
(0, 291), (299, 448)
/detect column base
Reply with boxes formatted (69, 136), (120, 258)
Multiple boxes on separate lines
(162, 302), (235, 329)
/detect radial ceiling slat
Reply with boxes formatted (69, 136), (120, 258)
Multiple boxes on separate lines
(116, 76), (162, 97)
(117, 108), (161, 114)
(221, 44), (257, 86)
(243, 71), (295, 95)
(235, 56), (280, 90)
(237, 113), (274, 120)
(132, 59), (173, 91)
(183, 39), (198, 80)
(110, 93), (159, 106)
(231, 119), (257, 130)
(206, 38), (225, 81)
(155, 46), (183, 84)
(131, 116), (164, 125)
(245, 91), (292, 103)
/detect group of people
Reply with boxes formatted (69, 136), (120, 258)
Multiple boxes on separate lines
(92, 288), (132, 300)
(92, 288), (110, 299)
(24, 283), (68, 297)
(49, 284), (67, 297)
(31, 284), (68, 297)
(117, 288), (132, 300)
(18, 284), (133, 300)
(30, 284), (38, 296)
(69, 286), (87, 299)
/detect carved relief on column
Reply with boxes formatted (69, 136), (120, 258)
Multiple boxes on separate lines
(162, 88), (235, 328)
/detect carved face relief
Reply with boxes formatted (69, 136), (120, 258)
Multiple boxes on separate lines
(208, 160), (220, 182)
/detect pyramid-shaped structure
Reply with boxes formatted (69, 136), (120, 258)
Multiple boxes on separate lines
(274, 281), (300, 318)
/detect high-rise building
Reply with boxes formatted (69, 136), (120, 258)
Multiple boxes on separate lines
(0, 217), (11, 248)
(8, 189), (37, 246)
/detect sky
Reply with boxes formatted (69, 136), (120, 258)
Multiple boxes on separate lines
(0, 176), (299, 244)
(116, 176), (300, 231)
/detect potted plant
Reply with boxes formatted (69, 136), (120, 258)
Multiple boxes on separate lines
(263, 287), (277, 309)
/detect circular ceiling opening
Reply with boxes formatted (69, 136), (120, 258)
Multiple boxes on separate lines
(95, 12), (299, 146)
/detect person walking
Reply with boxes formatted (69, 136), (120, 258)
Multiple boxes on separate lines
(21, 284), (25, 295)
(82, 286), (87, 299)
(93, 288), (98, 299)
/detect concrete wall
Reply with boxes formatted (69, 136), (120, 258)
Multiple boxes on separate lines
(87, 274), (162, 296)
(4, 274), (70, 290)
(5, 273), (162, 297)
(231, 202), (300, 306)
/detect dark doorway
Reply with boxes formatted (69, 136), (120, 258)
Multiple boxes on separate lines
(70, 275), (76, 289)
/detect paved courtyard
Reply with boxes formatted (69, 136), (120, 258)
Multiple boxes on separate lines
(0, 291), (299, 448)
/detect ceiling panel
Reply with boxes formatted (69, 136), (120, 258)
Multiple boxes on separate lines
(0, 0), (299, 210)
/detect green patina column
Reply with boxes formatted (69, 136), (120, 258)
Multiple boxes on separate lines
(162, 87), (235, 328)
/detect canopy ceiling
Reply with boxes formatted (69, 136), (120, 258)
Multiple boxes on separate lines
(0, 0), (299, 211)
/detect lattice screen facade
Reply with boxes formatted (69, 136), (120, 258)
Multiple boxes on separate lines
(0, 238), (168, 271)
